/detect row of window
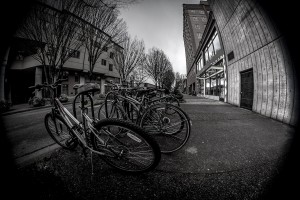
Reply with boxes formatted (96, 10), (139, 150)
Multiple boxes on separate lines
(197, 31), (221, 72)
(101, 59), (113, 71)
(192, 16), (207, 22)
(190, 10), (206, 15)
(47, 46), (115, 60)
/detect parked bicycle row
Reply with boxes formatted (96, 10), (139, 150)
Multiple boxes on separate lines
(97, 81), (192, 153)
(28, 80), (191, 174)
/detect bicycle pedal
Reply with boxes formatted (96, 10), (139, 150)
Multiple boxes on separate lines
(65, 137), (78, 148)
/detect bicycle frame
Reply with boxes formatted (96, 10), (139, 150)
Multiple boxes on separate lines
(105, 92), (143, 119)
(52, 97), (116, 157)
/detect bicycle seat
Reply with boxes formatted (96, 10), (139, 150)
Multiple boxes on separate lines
(136, 88), (156, 96)
(73, 83), (100, 94)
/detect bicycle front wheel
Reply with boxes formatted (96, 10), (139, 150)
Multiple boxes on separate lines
(44, 113), (78, 150)
(139, 103), (191, 153)
(91, 118), (161, 173)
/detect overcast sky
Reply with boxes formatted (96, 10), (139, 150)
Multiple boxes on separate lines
(119, 0), (202, 76)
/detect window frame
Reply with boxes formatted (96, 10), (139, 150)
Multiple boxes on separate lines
(109, 64), (113, 71)
(101, 59), (107, 66)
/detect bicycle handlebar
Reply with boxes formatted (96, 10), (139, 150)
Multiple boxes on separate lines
(28, 78), (68, 90)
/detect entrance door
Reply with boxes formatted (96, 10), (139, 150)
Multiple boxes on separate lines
(240, 69), (254, 110)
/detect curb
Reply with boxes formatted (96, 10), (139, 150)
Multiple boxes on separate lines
(1, 100), (104, 116)
(15, 143), (61, 169)
(1, 103), (68, 116)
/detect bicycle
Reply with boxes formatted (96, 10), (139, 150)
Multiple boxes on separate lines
(29, 80), (161, 173)
(98, 81), (191, 153)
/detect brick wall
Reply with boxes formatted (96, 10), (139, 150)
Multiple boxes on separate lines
(209, 0), (298, 125)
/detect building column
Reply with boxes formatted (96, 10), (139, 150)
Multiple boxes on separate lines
(100, 78), (105, 94)
(80, 75), (85, 85)
(204, 78), (206, 96)
(35, 66), (43, 98)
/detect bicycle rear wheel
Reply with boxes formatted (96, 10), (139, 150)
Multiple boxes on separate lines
(44, 113), (78, 150)
(91, 118), (161, 173)
(139, 104), (191, 153)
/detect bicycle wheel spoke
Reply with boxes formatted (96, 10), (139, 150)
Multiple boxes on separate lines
(92, 119), (160, 173)
(140, 104), (191, 153)
(163, 119), (188, 129)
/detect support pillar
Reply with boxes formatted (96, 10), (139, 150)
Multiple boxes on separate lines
(35, 67), (42, 98)
(100, 78), (105, 94)
(204, 78), (206, 96)
(80, 75), (85, 85)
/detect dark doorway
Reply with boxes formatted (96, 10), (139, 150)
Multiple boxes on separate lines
(240, 69), (254, 110)
(10, 68), (35, 105)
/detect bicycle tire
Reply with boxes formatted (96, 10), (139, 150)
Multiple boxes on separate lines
(139, 103), (191, 153)
(165, 95), (180, 107)
(91, 118), (161, 173)
(97, 101), (126, 120)
(44, 113), (78, 150)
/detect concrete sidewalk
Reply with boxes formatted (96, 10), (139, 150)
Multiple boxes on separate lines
(3, 95), (299, 199)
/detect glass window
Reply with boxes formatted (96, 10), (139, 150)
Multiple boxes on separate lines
(110, 52), (114, 59)
(208, 43), (215, 59)
(200, 57), (203, 70)
(61, 84), (68, 95)
(74, 73), (79, 83)
(205, 49), (209, 63)
(197, 56), (203, 71)
(109, 64), (113, 71)
(213, 34), (221, 53)
(101, 59), (107, 66)
(68, 49), (80, 58)
(205, 79), (210, 95)
(197, 32), (202, 39)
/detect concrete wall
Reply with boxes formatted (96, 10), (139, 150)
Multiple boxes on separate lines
(209, 0), (298, 125)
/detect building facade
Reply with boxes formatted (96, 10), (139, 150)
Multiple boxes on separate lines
(184, 0), (298, 125)
(194, 12), (227, 102)
(7, 38), (120, 104)
(183, 2), (210, 94)
(4, 2), (121, 105)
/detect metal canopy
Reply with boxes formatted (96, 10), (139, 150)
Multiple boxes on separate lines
(198, 65), (223, 79)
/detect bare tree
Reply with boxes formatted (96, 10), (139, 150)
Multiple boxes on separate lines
(81, 0), (141, 9)
(162, 69), (175, 90)
(144, 47), (173, 88)
(130, 64), (148, 87)
(80, 5), (127, 79)
(17, 0), (87, 84)
(113, 35), (146, 84)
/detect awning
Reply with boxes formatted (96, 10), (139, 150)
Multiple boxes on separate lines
(197, 65), (223, 79)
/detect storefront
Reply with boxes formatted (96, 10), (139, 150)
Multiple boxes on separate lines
(195, 24), (227, 102)
(197, 57), (226, 101)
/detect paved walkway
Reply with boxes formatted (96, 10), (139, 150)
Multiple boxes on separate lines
(1, 94), (299, 199)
